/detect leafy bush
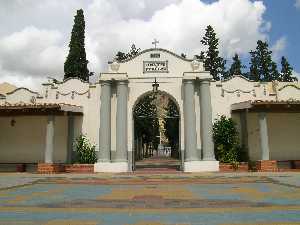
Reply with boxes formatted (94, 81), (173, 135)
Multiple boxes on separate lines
(74, 135), (97, 164)
(212, 115), (243, 163)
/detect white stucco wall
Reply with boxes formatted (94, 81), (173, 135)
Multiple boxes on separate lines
(210, 77), (277, 119)
(0, 116), (68, 163)
(1, 48), (300, 163)
(5, 88), (40, 104)
(277, 83), (300, 100)
(40, 79), (100, 148)
(268, 113), (300, 160)
(234, 112), (300, 161)
(113, 49), (202, 78)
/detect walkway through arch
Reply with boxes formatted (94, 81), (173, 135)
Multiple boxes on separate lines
(132, 90), (181, 172)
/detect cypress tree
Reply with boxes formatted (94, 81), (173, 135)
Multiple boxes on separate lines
(201, 25), (226, 80)
(226, 53), (245, 79)
(194, 51), (205, 60)
(280, 56), (298, 82)
(64, 9), (89, 81)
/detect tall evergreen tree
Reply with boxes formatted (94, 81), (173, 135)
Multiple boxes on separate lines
(280, 56), (298, 82)
(64, 9), (89, 81)
(194, 51), (205, 60)
(249, 40), (277, 82)
(199, 51), (205, 60)
(270, 62), (280, 81)
(201, 25), (226, 80)
(226, 53), (245, 79)
(249, 50), (260, 81)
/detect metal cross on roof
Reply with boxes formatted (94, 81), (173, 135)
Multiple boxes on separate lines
(152, 38), (159, 48)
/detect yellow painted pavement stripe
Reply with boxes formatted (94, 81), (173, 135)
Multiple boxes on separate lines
(0, 205), (299, 213)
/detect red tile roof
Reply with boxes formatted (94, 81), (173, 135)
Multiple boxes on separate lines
(231, 100), (300, 112)
(0, 103), (83, 116)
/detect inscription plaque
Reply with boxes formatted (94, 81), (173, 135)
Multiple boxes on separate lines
(143, 61), (168, 73)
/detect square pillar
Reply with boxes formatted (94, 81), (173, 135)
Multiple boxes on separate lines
(259, 112), (270, 160)
(44, 115), (55, 163)
(66, 115), (75, 163)
(38, 115), (65, 174)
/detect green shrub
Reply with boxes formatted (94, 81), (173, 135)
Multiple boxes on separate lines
(212, 115), (242, 163)
(74, 134), (97, 164)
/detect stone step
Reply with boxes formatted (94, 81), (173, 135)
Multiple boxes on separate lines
(134, 157), (182, 173)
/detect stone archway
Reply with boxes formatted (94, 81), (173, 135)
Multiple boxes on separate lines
(95, 48), (219, 173)
(132, 90), (181, 171)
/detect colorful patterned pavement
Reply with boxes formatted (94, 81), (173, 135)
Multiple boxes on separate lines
(0, 173), (300, 225)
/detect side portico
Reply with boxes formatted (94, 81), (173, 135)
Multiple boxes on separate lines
(232, 100), (300, 170)
(0, 103), (83, 172)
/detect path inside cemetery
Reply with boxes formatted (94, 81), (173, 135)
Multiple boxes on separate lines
(0, 172), (300, 225)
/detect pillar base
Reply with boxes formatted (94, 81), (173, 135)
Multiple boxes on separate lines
(38, 163), (65, 174)
(94, 162), (128, 173)
(256, 160), (277, 172)
(16, 164), (26, 172)
(184, 161), (219, 172)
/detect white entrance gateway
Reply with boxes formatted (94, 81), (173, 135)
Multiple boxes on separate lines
(1, 47), (300, 173)
(94, 48), (218, 172)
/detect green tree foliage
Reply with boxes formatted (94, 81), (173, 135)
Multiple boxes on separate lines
(280, 56), (298, 82)
(115, 52), (127, 61)
(213, 116), (244, 163)
(194, 51), (205, 60)
(164, 100), (180, 158)
(270, 62), (280, 81)
(249, 50), (260, 81)
(74, 134), (97, 164)
(127, 44), (140, 58)
(226, 53), (245, 79)
(201, 25), (226, 80)
(133, 94), (160, 150)
(181, 53), (187, 58)
(64, 9), (89, 81)
(249, 40), (279, 82)
(115, 44), (141, 61)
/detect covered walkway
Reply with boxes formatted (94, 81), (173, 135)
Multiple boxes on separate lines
(232, 100), (300, 171)
(0, 103), (83, 172)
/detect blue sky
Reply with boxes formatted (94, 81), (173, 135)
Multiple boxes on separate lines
(263, 0), (300, 73)
(204, 0), (300, 74)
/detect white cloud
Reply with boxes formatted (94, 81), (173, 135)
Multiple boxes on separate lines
(0, 0), (271, 89)
(295, 0), (300, 9)
(293, 71), (300, 79)
(271, 36), (287, 62)
(0, 26), (66, 76)
(0, 73), (45, 92)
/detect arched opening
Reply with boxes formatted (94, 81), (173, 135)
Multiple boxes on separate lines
(132, 90), (181, 171)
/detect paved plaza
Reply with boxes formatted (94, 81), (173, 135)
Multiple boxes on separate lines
(0, 172), (300, 225)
